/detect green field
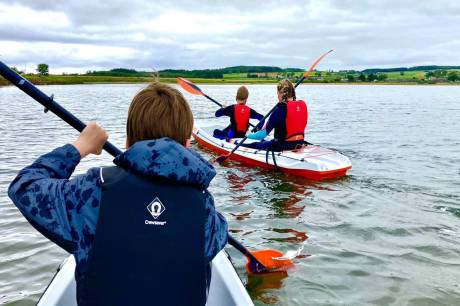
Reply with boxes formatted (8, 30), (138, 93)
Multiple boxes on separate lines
(223, 69), (460, 84)
(0, 75), (281, 86)
(2, 68), (460, 87)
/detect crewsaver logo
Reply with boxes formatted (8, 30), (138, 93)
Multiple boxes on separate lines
(147, 197), (165, 219)
(145, 197), (167, 226)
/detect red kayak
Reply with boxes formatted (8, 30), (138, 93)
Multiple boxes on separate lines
(193, 125), (352, 180)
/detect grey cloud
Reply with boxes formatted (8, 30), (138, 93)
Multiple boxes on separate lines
(1, 0), (459, 71)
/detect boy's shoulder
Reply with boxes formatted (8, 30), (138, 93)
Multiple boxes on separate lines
(114, 139), (216, 189)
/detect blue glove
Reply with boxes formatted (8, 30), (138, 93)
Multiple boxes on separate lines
(248, 129), (267, 140)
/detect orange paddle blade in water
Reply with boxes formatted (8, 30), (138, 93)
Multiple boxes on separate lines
(246, 249), (294, 274)
(176, 77), (204, 96)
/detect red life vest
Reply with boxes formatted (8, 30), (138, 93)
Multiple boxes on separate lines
(234, 104), (251, 133)
(285, 100), (308, 140)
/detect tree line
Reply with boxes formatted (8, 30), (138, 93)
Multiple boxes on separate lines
(5, 63), (460, 83)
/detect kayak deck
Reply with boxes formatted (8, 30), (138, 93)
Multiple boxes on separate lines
(37, 251), (254, 306)
(193, 125), (352, 180)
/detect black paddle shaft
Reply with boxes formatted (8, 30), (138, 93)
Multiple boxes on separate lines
(0, 61), (122, 157)
(203, 93), (223, 108)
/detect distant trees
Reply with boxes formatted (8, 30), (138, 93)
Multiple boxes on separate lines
(425, 70), (458, 81)
(37, 63), (49, 76)
(11, 67), (24, 74)
(346, 74), (355, 82)
(29, 63), (457, 83)
(447, 71), (459, 82)
(367, 73), (378, 81)
(88, 68), (152, 77)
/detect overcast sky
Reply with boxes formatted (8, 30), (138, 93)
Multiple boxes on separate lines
(1, 0), (459, 73)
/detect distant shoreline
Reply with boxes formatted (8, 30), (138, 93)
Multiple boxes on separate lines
(1, 75), (459, 87)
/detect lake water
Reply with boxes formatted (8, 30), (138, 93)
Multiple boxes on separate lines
(0, 83), (459, 305)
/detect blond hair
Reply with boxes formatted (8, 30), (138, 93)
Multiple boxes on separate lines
(126, 82), (193, 146)
(277, 79), (296, 101)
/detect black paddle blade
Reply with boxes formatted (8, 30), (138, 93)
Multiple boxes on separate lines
(212, 154), (229, 164)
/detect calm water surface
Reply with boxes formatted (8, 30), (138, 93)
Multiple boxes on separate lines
(0, 84), (459, 305)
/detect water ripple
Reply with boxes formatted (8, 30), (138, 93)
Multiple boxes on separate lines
(1, 84), (460, 305)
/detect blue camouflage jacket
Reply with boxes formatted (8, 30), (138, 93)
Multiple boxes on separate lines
(8, 138), (228, 269)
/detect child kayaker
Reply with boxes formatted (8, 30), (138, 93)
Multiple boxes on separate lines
(8, 82), (228, 306)
(240, 79), (308, 151)
(213, 85), (264, 140)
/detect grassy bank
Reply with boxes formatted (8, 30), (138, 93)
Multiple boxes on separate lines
(1, 74), (459, 86)
(0, 74), (282, 86)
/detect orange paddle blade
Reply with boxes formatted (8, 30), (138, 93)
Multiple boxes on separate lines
(176, 77), (204, 96)
(246, 249), (293, 274)
(303, 49), (334, 79)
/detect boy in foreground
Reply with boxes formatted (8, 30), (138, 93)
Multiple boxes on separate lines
(213, 85), (264, 140)
(8, 83), (228, 306)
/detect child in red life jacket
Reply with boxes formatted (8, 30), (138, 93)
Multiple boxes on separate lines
(213, 86), (264, 140)
(240, 79), (308, 151)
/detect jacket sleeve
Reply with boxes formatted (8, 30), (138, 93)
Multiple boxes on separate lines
(203, 191), (228, 263)
(8, 144), (102, 254)
(215, 105), (232, 118)
(250, 108), (264, 121)
(250, 108), (265, 130)
(264, 105), (284, 135)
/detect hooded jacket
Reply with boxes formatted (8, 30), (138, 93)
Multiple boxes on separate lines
(8, 138), (228, 271)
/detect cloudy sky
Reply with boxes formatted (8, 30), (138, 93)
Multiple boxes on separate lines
(0, 0), (459, 73)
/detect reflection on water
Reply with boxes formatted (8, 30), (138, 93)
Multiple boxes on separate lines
(268, 228), (309, 243)
(1, 84), (460, 306)
(230, 211), (254, 221)
(268, 195), (306, 219)
(246, 272), (289, 305)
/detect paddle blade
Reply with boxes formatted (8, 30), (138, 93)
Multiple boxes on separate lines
(176, 77), (204, 96)
(246, 249), (294, 274)
(213, 154), (230, 164)
(303, 49), (334, 79)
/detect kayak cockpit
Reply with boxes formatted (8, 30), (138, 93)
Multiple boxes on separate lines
(37, 251), (254, 306)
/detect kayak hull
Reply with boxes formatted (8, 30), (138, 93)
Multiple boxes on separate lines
(193, 126), (352, 180)
(37, 251), (253, 306)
